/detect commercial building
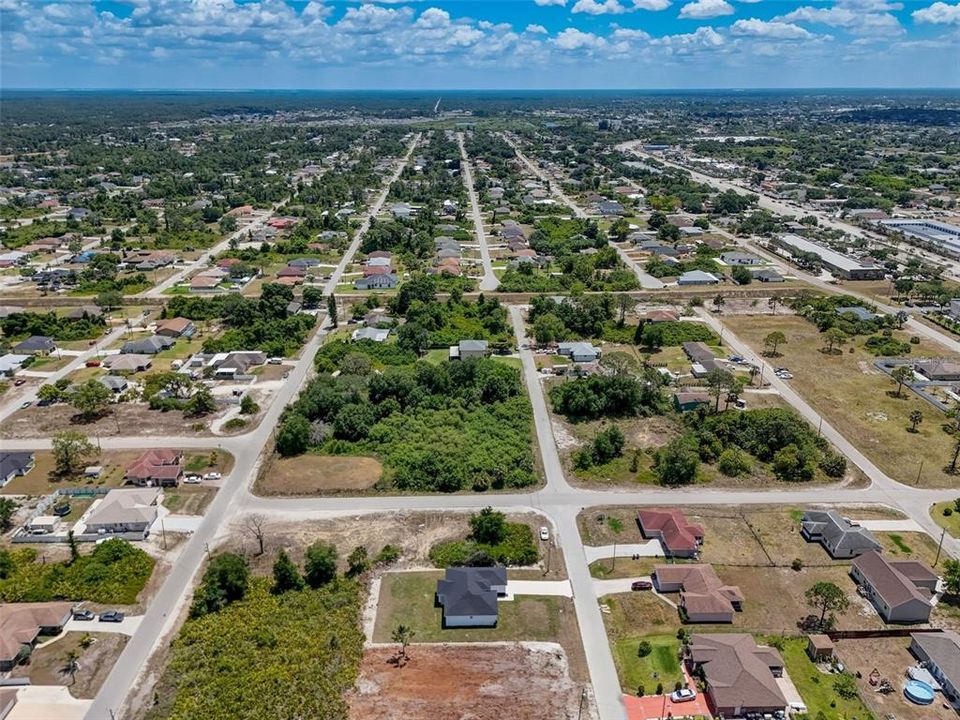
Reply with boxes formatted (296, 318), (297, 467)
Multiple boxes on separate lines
(773, 234), (884, 280)
(879, 219), (960, 257)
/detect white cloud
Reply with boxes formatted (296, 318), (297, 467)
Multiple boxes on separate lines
(612, 27), (652, 40)
(678, 0), (734, 19)
(534, 0), (567, 5)
(572, 0), (629, 13)
(731, 18), (813, 39)
(912, 1), (960, 24)
(779, 0), (904, 36)
(652, 25), (725, 49)
(631, 0), (672, 8)
(552, 27), (607, 50)
(525, 23), (548, 33)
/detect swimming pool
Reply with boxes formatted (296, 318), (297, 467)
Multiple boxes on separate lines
(904, 679), (936, 705)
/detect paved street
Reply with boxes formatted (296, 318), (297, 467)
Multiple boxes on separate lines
(457, 132), (499, 291)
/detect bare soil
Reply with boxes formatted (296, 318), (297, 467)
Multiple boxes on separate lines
(10, 631), (129, 699)
(0, 403), (228, 439)
(348, 643), (592, 720)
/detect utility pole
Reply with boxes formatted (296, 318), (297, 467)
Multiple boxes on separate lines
(935, 527), (946, 568)
(916, 459), (924, 486)
(576, 688), (586, 720)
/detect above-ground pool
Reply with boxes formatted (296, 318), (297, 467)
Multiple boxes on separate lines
(904, 679), (936, 705)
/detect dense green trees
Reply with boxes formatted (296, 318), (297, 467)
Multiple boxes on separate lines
(550, 373), (667, 421)
(304, 542), (338, 588)
(431, 508), (538, 567)
(190, 552), (250, 618)
(574, 426), (626, 470)
(1, 310), (104, 341)
(0, 540), (154, 603)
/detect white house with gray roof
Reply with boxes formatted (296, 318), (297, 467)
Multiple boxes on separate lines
(449, 339), (489, 361)
(435, 567), (507, 628)
(801, 510), (882, 558)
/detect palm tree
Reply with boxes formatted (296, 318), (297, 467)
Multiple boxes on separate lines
(61, 649), (80, 686)
(909, 410), (923, 433)
(391, 624), (415, 664)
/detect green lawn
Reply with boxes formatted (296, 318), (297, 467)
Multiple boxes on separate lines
(371, 571), (570, 644)
(931, 501), (960, 538)
(614, 634), (682, 696)
(774, 636), (873, 720)
(422, 348), (448, 365)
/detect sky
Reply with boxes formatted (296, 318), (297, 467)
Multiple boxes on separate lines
(1, 0), (959, 90)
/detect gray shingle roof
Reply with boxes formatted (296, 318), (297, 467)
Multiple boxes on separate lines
(436, 567), (506, 619)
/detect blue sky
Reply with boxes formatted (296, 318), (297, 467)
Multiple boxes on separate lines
(2, 0), (959, 89)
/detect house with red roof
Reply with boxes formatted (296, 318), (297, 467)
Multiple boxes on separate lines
(125, 449), (183, 487)
(638, 508), (704, 558)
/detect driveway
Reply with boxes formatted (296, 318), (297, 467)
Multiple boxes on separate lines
(856, 519), (924, 532)
(156, 514), (203, 533)
(63, 615), (143, 636)
(504, 579), (572, 599)
(623, 666), (711, 719)
(584, 541), (663, 563)
(593, 577), (650, 597)
(7, 686), (91, 720)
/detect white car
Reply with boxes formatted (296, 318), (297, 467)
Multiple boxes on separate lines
(203, 472), (222, 480)
(183, 475), (202, 484)
(539, 526), (550, 541)
(669, 688), (696, 703)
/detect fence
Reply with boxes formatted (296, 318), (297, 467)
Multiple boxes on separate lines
(827, 628), (943, 640)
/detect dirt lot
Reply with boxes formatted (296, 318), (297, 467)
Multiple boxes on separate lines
(835, 637), (958, 720)
(723, 313), (960, 488)
(255, 453), (383, 495)
(0, 403), (228, 439)
(223, 510), (566, 581)
(162, 485), (217, 515)
(349, 643), (590, 720)
(10, 631), (129, 699)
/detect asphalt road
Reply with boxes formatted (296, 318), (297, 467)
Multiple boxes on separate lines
(83, 135), (421, 720)
(457, 132), (499, 292)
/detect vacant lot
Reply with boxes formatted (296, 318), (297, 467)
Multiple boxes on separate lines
(875, 531), (942, 566)
(10, 631), (128, 699)
(162, 485), (216, 515)
(0, 402), (226, 439)
(349, 643), (587, 720)
(256, 453), (383, 495)
(372, 572), (587, 681)
(724, 313), (958, 487)
(835, 636), (957, 720)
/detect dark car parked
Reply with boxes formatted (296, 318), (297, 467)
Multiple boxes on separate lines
(631, 580), (653, 591)
(73, 609), (94, 621)
(99, 611), (125, 623)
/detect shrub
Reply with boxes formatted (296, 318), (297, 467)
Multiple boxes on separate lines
(833, 673), (859, 699)
(818, 449), (847, 478)
(944, 508), (954, 517)
(429, 522), (538, 568)
(224, 418), (248, 431)
(791, 558), (804, 571)
(717, 447), (751, 477)
(637, 640), (652, 657)
(376, 544), (401, 565)
(656, 682), (664, 695)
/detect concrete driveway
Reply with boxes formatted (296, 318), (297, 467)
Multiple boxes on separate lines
(7, 686), (91, 720)
(856, 519), (924, 532)
(584, 541), (663, 563)
(63, 614), (143, 636)
(504, 579), (573, 599)
(593, 577), (651, 597)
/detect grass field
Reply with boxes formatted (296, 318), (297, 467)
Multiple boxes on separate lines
(162, 486), (217, 515)
(931, 501), (960, 538)
(723, 313), (958, 488)
(775, 637), (874, 720)
(256, 453), (383, 495)
(613, 634), (682, 697)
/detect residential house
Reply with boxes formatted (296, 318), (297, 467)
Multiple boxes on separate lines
(686, 634), (787, 717)
(450, 339), (489, 361)
(557, 342), (601, 363)
(836, 306), (879, 322)
(752, 269), (785, 283)
(103, 354), (152, 373)
(682, 342), (723, 376)
(910, 631), (960, 701)
(674, 391), (711, 413)
(189, 274), (221, 292)
(0, 452), (34, 488)
(12, 336), (55, 356)
(66, 305), (102, 321)
(642, 309), (679, 323)
(0, 354), (29, 375)
(677, 270), (720, 286)
(637, 508), (704, 558)
(721, 251), (762, 265)
(124, 449), (183, 487)
(915, 360), (960, 382)
(800, 510), (882, 558)
(155, 317), (196, 338)
(84, 488), (161, 536)
(212, 351), (267, 378)
(0, 602), (74, 671)
(277, 266), (306, 280)
(850, 550), (937, 623)
(435, 567), (508, 628)
(98, 375), (128, 394)
(121, 335), (174, 355)
(597, 200), (625, 216)
(368, 250), (393, 260)
(355, 273), (398, 290)
(352, 327), (390, 343)
(652, 565), (743, 623)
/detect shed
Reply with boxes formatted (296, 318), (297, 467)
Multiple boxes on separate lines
(806, 634), (834, 661)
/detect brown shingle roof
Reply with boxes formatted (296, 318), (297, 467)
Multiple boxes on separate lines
(0, 602), (73, 663)
(689, 634), (786, 711)
(852, 550), (935, 611)
(638, 508), (704, 553)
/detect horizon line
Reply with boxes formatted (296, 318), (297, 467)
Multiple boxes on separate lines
(3, 86), (960, 93)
